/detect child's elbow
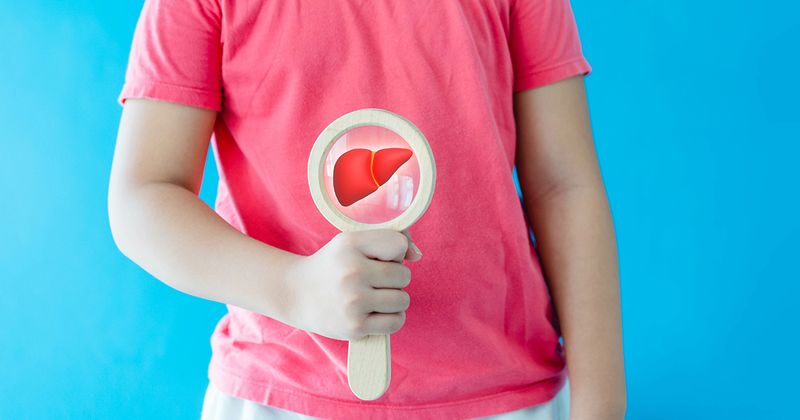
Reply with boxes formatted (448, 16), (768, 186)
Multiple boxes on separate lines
(107, 182), (136, 260)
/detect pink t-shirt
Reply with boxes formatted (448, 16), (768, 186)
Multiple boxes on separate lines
(119, 1), (591, 419)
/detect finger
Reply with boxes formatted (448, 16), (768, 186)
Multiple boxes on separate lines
(362, 312), (406, 335)
(365, 289), (410, 314)
(353, 229), (408, 263)
(364, 258), (411, 289)
(400, 229), (422, 262)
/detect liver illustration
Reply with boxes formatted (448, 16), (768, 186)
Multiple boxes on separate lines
(333, 148), (413, 207)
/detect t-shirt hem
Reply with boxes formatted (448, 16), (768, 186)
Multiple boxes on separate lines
(513, 57), (592, 93)
(117, 78), (222, 111)
(208, 359), (567, 420)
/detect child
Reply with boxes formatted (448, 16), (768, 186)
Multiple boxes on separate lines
(109, 0), (625, 419)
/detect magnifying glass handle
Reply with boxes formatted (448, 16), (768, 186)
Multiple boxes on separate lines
(347, 333), (391, 400)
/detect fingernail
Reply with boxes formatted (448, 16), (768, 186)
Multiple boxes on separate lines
(409, 241), (422, 257)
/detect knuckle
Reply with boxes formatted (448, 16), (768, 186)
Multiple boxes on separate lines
(348, 319), (365, 340)
(345, 290), (368, 313)
(392, 231), (409, 252)
(378, 262), (394, 279)
(385, 264), (410, 288)
(381, 263), (410, 288)
(340, 267), (364, 289)
(335, 231), (357, 249)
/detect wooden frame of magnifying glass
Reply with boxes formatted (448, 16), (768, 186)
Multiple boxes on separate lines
(307, 108), (436, 400)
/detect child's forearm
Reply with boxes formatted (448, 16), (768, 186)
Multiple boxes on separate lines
(523, 185), (626, 419)
(514, 76), (625, 419)
(108, 180), (302, 324)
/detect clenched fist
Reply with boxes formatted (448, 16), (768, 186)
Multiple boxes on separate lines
(283, 229), (422, 341)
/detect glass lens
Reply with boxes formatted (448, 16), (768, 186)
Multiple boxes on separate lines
(322, 125), (420, 224)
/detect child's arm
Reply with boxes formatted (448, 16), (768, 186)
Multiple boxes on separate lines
(108, 98), (418, 341)
(108, 98), (300, 322)
(514, 76), (626, 420)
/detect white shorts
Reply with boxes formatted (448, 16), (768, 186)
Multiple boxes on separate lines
(200, 379), (570, 420)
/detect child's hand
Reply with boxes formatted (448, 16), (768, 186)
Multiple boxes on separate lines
(282, 229), (422, 341)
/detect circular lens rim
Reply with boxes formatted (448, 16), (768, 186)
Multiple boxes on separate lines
(307, 108), (436, 231)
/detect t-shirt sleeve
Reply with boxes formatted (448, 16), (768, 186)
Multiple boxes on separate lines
(508, 0), (592, 93)
(118, 0), (223, 111)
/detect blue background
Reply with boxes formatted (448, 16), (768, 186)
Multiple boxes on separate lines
(1, 1), (797, 419)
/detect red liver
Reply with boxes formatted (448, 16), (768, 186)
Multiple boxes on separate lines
(332, 148), (413, 207)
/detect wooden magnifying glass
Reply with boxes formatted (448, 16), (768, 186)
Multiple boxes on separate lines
(307, 108), (436, 400)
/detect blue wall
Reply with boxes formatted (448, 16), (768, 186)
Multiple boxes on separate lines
(1, 1), (797, 419)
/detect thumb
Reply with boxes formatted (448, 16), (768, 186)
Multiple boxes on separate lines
(400, 229), (422, 262)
